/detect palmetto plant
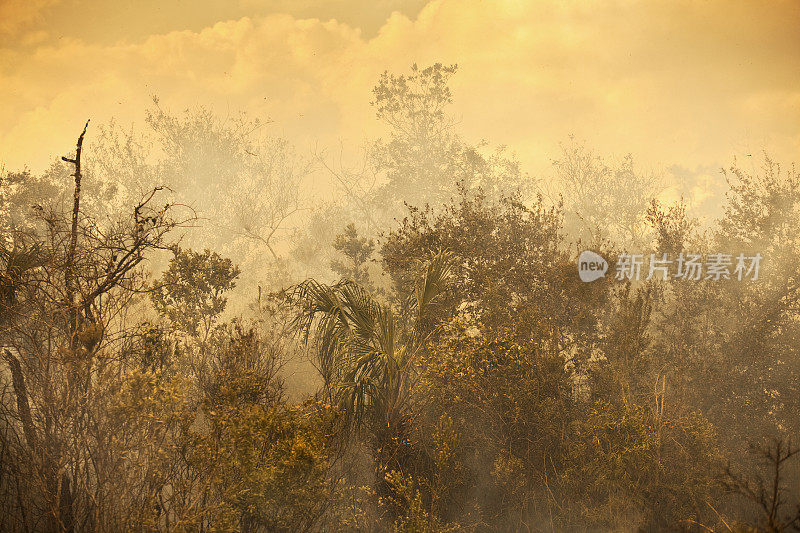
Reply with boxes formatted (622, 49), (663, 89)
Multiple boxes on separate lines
(288, 251), (455, 445)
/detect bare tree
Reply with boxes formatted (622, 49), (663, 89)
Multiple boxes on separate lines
(0, 122), (190, 532)
(722, 438), (800, 532)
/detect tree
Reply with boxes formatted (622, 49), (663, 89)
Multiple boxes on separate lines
(722, 438), (800, 532)
(151, 247), (241, 340)
(381, 185), (608, 365)
(315, 63), (532, 239)
(553, 137), (661, 248)
(651, 155), (800, 460)
(287, 251), (455, 496)
(330, 223), (375, 286)
(178, 322), (336, 532)
(145, 99), (312, 264)
(0, 122), (188, 532)
(417, 325), (574, 529)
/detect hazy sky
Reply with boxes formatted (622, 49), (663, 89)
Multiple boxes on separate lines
(1, 0), (798, 211)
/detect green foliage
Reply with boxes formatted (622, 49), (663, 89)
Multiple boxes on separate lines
(287, 250), (457, 523)
(382, 471), (459, 533)
(288, 250), (454, 432)
(565, 401), (717, 530)
(91, 368), (193, 530)
(382, 186), (611, 381)
(331, 223), (375, 286)
(592, 285), (653, 405)
(187, 400), (336, 531)
(189, 323), (334, 531)
(383, 188), (562, 325)
(419, 326), (573, 529)
(152, 246), (241, 338)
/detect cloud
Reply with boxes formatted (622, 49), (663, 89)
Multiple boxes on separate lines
(0, 0), (59, 39)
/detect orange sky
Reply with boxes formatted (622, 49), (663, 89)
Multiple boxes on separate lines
(1, 0), (799, 209)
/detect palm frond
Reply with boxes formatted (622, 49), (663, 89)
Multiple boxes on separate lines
(414, 249), (456, 322)
(286, 249), (455, 434)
